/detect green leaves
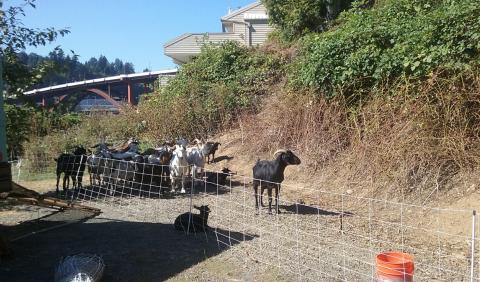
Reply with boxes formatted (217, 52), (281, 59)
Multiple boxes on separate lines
(262, 0), (354, 41)
(0, 0), (70, 54)
(292, 0), (480, 97)
(140, 41), (285, 139)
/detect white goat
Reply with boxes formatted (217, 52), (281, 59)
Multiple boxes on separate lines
(187, 139), (206, 177)
(170, 145), (189, 193)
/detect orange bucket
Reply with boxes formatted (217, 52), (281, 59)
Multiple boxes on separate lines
(376, 252), (414, 282)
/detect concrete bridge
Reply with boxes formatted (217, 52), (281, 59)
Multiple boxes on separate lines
(23, 69), (178, 112)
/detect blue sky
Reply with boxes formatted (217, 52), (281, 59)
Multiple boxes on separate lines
(7, 0), (256, 71)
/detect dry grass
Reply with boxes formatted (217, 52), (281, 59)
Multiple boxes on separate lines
(239, 69), (480, 204)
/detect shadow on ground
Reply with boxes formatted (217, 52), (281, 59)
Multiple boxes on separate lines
(279, 204), (354, 216)
(49, 177), (243, 201)
(0, 213), (256, 282)
(212, 155), (234, 163)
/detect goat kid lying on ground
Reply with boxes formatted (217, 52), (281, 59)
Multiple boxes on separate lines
(174, 205), (211, 233)
(253, 149), (301, 214)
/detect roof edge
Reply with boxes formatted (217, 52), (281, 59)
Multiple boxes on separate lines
(163, 33), (194, 48)
(221, 2), (263, 21)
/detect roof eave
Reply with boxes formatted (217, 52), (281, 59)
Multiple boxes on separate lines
(220, 2), (262, 21)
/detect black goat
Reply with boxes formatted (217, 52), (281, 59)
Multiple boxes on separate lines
(55, 146), (88, 194)
(135, 152), (171, 193)
(87, 154), (108, 187)
(202, 142), (221, 164)
(253, 149), (301, 214)
(104, 155), (143, 195)
(87, 143), (113, 187)
(174, 205), (211, 233)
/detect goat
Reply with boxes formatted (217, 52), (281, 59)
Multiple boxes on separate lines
(71, 152), (87, 190)
(87, 143), (113, 187)
(202, 142), (221, 164)
(176, 138), (189, 148)
(87, 154), (107, 187)
(104, 155), (143, 196)
(111, 137), (139, 153)
(55, 146), (88, 194)
(111, 139), (139, 160)
(170, 145), (189, 193)
(253, 149), (301, 214)
(186, 146), (205, 178)
(174, 205), (211, 233)
(137, 150), (172, 192)
(206, 168), (233, 187)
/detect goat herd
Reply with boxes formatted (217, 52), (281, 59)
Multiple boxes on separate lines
(54, 137), (301, 215)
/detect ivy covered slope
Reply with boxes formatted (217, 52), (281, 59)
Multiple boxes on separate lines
(294, 0), (480, 96)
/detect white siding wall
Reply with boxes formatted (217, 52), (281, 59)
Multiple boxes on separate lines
(223, 3), (271, 47)
(165, 33), (244, 54)
(250, 21), (273, 46)
(233, 23), (247, 44)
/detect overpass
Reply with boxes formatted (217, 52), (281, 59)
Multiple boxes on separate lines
(23, 69), (178, 111)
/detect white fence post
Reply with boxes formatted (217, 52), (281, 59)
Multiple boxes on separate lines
(187, 165), (196, 235)
(471, 210), (476, 282)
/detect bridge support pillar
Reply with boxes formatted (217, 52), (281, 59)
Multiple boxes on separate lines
(127, 81), (133, 105)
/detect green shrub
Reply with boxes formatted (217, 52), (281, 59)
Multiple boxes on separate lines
(292, 0), (480, 97)
(5, 104), (81, 157)
(262, 0), (354, 41)
(139, 41), (285, 140)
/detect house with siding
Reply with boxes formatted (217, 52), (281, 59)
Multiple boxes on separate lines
(164, 2), (273, 65)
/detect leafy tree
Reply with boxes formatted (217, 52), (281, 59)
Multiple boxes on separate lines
(1, 0), (70, 97)
(0, 0), (71, 156)
(262, 0), (354, 41)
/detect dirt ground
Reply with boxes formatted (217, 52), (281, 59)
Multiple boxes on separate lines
(1, 173), (477, 281)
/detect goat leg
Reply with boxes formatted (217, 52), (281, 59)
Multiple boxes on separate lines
(63, 174), (69, 193)
(260, 186), (266, 207)
(275, 184), (281, 214)
(180, 175), (186, 194)
(267, 188), (273, 215)
(56, 174), (61, 194)
(253, 182), (259, 214)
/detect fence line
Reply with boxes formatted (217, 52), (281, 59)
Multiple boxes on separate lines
(10, 155), (480, 281)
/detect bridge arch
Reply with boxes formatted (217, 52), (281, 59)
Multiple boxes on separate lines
(56, 88), (124, 112)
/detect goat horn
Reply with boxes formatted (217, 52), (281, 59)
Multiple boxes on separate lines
(273, 149), (288, 157)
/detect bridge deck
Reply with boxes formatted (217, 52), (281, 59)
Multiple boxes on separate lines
(24, 69), (178, 96)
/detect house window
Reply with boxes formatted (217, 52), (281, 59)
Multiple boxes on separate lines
(223, 24), (233, 33)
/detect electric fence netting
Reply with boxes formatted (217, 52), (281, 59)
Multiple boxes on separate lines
(10, 156), (480, 281)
